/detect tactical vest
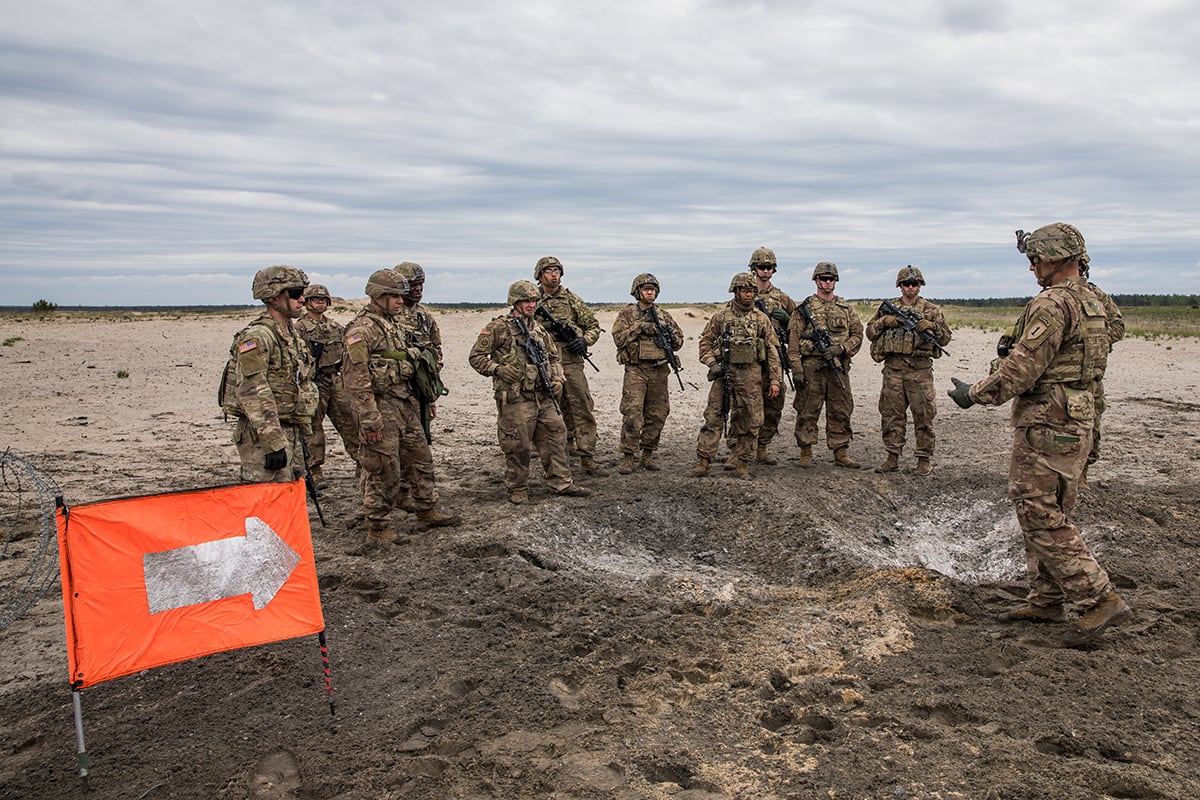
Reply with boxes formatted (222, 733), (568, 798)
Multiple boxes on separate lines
(353, 311), (411, 397)
(296, 316), (345, 372)
(721, 310), (766, 366)
(871, 299), (938, 361)
(1033, 281), (1109, 390)
(219, 317), (317, 422)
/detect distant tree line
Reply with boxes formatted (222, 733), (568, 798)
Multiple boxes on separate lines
(928, 294), (1198, 308)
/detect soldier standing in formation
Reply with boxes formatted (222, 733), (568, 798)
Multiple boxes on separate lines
(864, 266), (952, 476)
(790, 262), (864, 468)
(342, 270), (461, 546)
(392, 261), (449, 508)
(534, 256), (607, 476)
(747, 247), (795, 466)
(469, 280), (592, 505)
(692, 272), (782, 480)
(224, 265), (318, 483)
(948, 223), (1130, 646)
(295, 283), (358, 487)
(610, 273), (685, 474)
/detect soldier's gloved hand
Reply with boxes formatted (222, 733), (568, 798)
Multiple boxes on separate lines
(947, 378), (975, 409)
(566, 336), (588, 355)
(551, 380), (564, 398)
(706, 362), (723, 381)
(915, 319), (936, 333)
(881, 315), (902, 329)
(642, 320), (660, 335)
(496, 364), (524, 384)
(770, 308), (791, 328)
(264, 448), (288, 472)
(791, 368), (805, 387)
(823, 344), (844, 361)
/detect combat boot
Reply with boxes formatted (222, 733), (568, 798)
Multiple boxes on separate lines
(308, 467), (328, 490)
(416, 507), (462, 529)
(734, 458), (752, 480)
(756, 446), (777, 465)
(396, 492), (420, 513)
(1061, 589), (1132, 648)
(996, 604), (1067, 624)
(366, 525), (397, 544)
(618, 453), (637, 474)
(557, 484), (592, 497)
(691, 457), (711, 477)
(580, 456), (609, 477)
(723, 456), (738, 471)
(641, 450), (661, 471)
(874, 453), (900, 473)
(797, 445), (814, 468)
(833, 447), (861, 469)
(509, 489), (529, 505)
(912, 457), (932, 476)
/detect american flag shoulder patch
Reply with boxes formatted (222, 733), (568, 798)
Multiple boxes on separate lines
(346, 333), (363, 346)
(238, 339), (259, 354)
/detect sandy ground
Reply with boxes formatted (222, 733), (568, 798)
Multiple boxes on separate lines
(1, 305), (1199, 799)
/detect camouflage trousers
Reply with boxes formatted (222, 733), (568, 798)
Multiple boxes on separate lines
(497, 392), (574, 493)
(697, 364), (763, 462)
(793, 356), (854, 450)
(358, 394), (440, 529)
(728, 371), (786, 453)
(235, 418), (307, 483)
(560, 360), (598, 458)
(619, 362), (671, 455)
(307, 371), (358, 471)
(1008, 424), (1110, 609)
(878, 363), (936, 458)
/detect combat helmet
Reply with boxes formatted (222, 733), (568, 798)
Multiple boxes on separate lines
(303, 283), (331, 301)
(895, 265), (925, 286)
(630, 273), (661, 298)
(252, 265), (309, 300)
(811, 262), (839, 281)
(749, 246), (777, 268)
(508, 279), (540, 305)
(534, 256), (564, 280)
(365, 269), (410, 298)
(728, 271), (756, 292)
(1016, 223), (1087, 263)
(393, 261), (426, 285)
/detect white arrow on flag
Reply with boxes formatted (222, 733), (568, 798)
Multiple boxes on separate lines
(143, 517), (301, 614)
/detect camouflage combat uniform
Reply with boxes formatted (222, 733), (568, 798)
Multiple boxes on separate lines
(468, 312), (578, 497)
(789, 295), (863, 452)
(342, 307), (443, 535)
(395, 301), (444, 368)
(295, 312), (358, 472)
(753, 286), (796, 455)
(696, 302), (782, 465)
(611, 302), (684, 459)
(228, 312), (318, 482)
(537, 286), (601, 460)
(865, 296), (952, 461)
(968, 275), (1113, 611)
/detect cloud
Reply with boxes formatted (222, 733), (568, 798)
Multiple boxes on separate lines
(2, 1), (1199, 306)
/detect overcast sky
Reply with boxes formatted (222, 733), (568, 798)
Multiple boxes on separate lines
(3, 1), (1198, 306)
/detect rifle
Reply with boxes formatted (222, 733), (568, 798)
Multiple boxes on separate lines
(719, 327), (733, 437)
(647, 305), (696, 391)
(755, 297), (793, 390)
(514, 316), (562, 416)
(297, 437), (327, 528)
(308, 339), (326, 368)
(879, 298), (950, 357)
(534, 305), (599, 372)
(796, 299), (846, 389)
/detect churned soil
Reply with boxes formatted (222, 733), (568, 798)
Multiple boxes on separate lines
(2, 308), (1198, 799)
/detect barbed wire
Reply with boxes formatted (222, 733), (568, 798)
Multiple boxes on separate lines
(1, 448), (62, 630)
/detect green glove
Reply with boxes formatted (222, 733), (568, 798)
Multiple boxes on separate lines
(707, 361), (723, 381)
(769, 308), (791, 328)
(947, 377), (975, 409)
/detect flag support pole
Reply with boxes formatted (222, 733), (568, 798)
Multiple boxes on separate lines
(72, 689), (89, 787)
(318, 631), (335, 716)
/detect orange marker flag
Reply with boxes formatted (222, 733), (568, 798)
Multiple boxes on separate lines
(57, 479), (324, 689)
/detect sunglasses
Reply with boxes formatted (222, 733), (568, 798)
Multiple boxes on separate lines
(752, 264), (776, 271)
(900, 281), (921, 287)
(285, 287), (305, 299)
(817, 276), (836, 282)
